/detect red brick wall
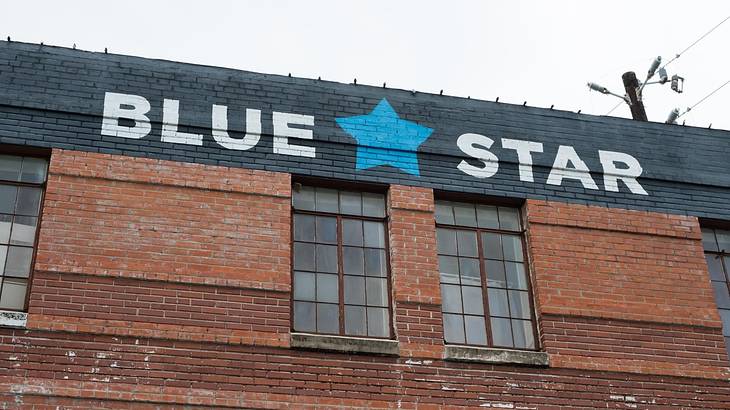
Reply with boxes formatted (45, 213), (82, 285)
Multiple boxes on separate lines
(388, 185), (443, 359)
(28, 149), (292, 346)
(1, 151), (729, 408)
(525, 199), (729, 378)
(2, 328), (730, 409)
(28, 271), (289, 345)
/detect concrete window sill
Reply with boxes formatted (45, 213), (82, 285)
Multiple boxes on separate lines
(0, 310), (27, 328)
(291, 332), (399, 356)
(444, 345), (549, 366)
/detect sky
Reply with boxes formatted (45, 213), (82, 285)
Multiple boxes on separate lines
(3, 1), (730, 131)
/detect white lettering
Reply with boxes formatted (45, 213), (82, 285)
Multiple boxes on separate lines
(272, 112), (316, 157)
(546, 145), (598, 190)
(161, 99), (203, 146)
(456, 133), (499, 179)
(100, 92), (151, 139)
(501, 138), (544, 182)
(211, 105), (261, 150)
(599, 150), (648, 195)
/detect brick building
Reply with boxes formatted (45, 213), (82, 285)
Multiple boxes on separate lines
(0, 40), (729, 408)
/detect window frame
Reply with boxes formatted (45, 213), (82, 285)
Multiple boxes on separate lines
(290, 182), (394, 340)
(0, 149), (49, 312)
(434, 200), (540, 351)
(700, 225), (730, 359)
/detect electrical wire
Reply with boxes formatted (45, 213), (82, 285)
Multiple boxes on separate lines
(661, 15), (730, 69)
(606, 101), (624, 115)
(677, 79), (730, 119)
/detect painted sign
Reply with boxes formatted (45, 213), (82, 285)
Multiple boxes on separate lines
(102, 93), (648, 196)
(2, 42), (730, 220)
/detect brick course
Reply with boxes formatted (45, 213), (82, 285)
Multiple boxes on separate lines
(35, 149), (292, 291)
(2, 329), (730, 409)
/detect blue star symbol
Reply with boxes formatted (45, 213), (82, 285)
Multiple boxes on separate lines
(336, 98), (433, 176)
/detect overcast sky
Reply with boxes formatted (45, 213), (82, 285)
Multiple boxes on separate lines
(3, 1), (729, 130)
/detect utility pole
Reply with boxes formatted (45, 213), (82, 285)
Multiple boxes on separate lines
(621, 71), (648, 121)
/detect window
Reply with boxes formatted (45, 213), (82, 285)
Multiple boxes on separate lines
(291, 185), (391, 338)
(0, 154), (48, 311)
(701, 227), (730, 359)
(435, 200), (537, 349)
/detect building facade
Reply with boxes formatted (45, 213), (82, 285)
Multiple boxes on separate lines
(0, 40), (729, 409)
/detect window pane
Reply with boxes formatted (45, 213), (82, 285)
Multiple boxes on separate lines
(487, 288), (509, 317)
(367, 307), (389, 337)
(315, 216), (337, 244)
(315, 188), (338, 213)
(0, 278), (27, 310)
(443, 314), (465, 344)
(456, 230), (478, 257)
(476, 205), (499, 229)
(10, 217), (37, 247)
(505, 262), (528, 290)
(491, 317), (514, 347)
(292, 185), (315, 211)
(0, 155), (22, 182)
(342, 219), (363, 246)
(339, 191), (362, 216)
(702, 228), (718, 252)
(435, 202), (454, 225)
(293, 214), (315, 242)
(502, 235), (524, 262)
(19, 157), (47, 184)
(317, 303), (339, 333)
(363, 221), (385, 248)
(436, 229), (457, 255)
(462, 286), (484, 315)
(364, 249), (387, 277)
(717, 230), (730, 253)
(485, 259), (506, 287)
(362, 193), (385, 218)
(293, 271), (315, 301)
(459, 257), (481, 286)
(441, 284), (463, 313)
(453, 203), (477, 227)
(508, 290), (532, 319)
(344, 275), (365, 305)
(512, 319), (535, 349)
(0, 246), (7, 275)
(465, 315), (487, 346)
(316, 273), (338, 303)
(0, 185), (18, 214)
(439, 255), (460, 284)
(15, 187), (42, 216)
(366, 277), (388, 307)
(345, 305), (366, 336)
(293, 243), (315, 271)
(713, 282), (730, 309)
(0, 214), (11, 243)
(706, 255), (725, 281)
(343, 247), (364, 275)
(498, 207), (521, 231)
(293, 301), (315, 332)
(482, 232), (502, 259)
(315, 244), (338, 273)
(5, 246), (33, 277)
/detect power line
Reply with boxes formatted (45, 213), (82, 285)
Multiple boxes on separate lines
(661, 15), (730, 69)
(606, 101), (623, 115)
(677, 79), (730, 120)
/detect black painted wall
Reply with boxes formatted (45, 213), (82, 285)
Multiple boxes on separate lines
(1, 41), (729, 219)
